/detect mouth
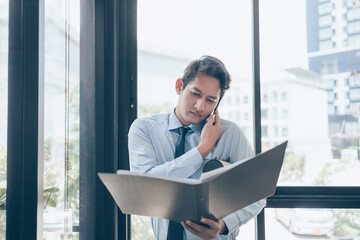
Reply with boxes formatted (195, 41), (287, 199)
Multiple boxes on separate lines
(189, 111), (203, 118)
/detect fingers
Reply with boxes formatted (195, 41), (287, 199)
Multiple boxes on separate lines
(181, 219), (221, 240)
(200, 218), (218, 229)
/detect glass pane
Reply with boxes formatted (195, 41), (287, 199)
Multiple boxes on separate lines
(43, 1), (80, 239)
(266, 208), (360, 239)
(0, 0), (8, 238)
(260, 0), (360, 186)
(136, 0), (254, 237)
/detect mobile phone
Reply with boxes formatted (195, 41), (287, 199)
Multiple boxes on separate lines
(212, 96), (222, 126)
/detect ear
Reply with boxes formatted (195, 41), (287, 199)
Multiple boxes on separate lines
(175, 78), (183, 95)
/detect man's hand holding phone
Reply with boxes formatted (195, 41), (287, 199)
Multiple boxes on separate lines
(197, 110), (222, 158)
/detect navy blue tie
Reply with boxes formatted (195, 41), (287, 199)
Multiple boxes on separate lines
(167, 127), (189, 240)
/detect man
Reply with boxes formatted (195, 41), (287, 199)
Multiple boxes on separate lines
(128, 56), (266, 240)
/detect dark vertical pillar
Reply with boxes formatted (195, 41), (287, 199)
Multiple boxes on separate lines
(252, 0), (265, 239)
(7, 0), (44, 239)
(80, 0), (137, 239)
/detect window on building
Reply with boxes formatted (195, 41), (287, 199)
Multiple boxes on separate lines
(319, 40), (334, 50)
(328, 91), (335, 102)
(282, 127), (288, 137)
(318, 2), (332, 15)
(348, 21), (360, 34)
(261, 109), (268, 119)
(236, 111), (241, 121)
(272, 91), (278, 102)
(348, 34), (360, 47)
(272, 108), (278, 119)
(281, 92), (288, 102)
(319, 15), (333, 27)
(349, 88), (360, 100)
(262, 125), (268, 137)
(349, 75), (360, 86)
(273, 125), (278, 137)
(243, 95), (249, 104)
(319, 27), (333, 40)
(348, 8), (360, 21)
(281, 109), (288, 119)
(324, 79), (335, 89)
(262, 93), (268, 103)
(349, 102), (360, 114)
(244, 112), (249, 121)
(320, 59), (338, 74)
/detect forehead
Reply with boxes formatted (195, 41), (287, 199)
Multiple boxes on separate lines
(186, 74), (221, 93)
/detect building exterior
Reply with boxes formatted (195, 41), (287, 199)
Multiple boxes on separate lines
(306, 0), (360, 160)
(306, 0), (360, 113)
(220, 68), (331, 185)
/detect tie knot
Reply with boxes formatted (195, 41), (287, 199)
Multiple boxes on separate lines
(179, 127), (190, 136)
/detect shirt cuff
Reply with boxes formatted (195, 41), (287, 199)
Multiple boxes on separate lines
(222, 213), (241, 234)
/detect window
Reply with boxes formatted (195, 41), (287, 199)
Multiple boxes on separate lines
(137, 0), (254, 238)
(260, 0), (360, 191)
(348, 8), (360, 21)
(349, 88), (360, 99)
(349, 75), (360, 86)
(348, 21), (360, 34)
(318, 2), (332, 15)
(262, 93), (268, 103)
(349, 102), (360, 113)
(319, 40), (334, 50)
(319, 27), (333, 40)
(273, 125), (278, 137)
(328, 91), (335, 102)
(265, 208), (360, 239)
(348, 34), (360, 47)
(262, 125), (268, 137)
(43, 1), (80, 239)
(0, 1), (8, 238)
(319, 15), (333, 27)
(243, 95), (249, 104)
(261, 109), (268, 119)
(282, 127), (288, 137)
(244, 112), (249, 121)
(320, 59), (338, 75)
(272, 108), (278, 119)
(272, 91), (278, 102)
(324, 79), (335, 89)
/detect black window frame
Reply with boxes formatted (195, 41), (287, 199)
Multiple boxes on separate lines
(5, 0), (360, 240)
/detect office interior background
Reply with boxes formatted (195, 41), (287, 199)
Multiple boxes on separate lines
(0, 0), (360, 239)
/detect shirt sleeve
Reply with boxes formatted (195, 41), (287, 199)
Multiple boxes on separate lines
(128, 119), (203, 178)
(222, 198), (267, 234)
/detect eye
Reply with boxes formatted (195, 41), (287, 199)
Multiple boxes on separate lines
(207, 98), (216, 103)
(192, 92), (200, 97)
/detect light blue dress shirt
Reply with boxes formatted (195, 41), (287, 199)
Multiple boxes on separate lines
(128, 111), (266, 240)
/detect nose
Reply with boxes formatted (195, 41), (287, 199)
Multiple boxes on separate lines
(194, 98), (205, 111)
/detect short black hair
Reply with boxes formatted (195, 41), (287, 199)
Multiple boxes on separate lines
(182, 55), (231, 98)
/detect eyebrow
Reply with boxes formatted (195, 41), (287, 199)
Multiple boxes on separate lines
(192, 87), (218, 100)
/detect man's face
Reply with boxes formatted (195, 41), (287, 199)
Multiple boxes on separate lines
(175, 74), (221, 126)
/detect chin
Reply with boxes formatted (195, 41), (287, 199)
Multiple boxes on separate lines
(186, 116), (205, 125)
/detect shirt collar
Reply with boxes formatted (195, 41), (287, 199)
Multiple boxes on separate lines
(168, 109), (204, 135)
